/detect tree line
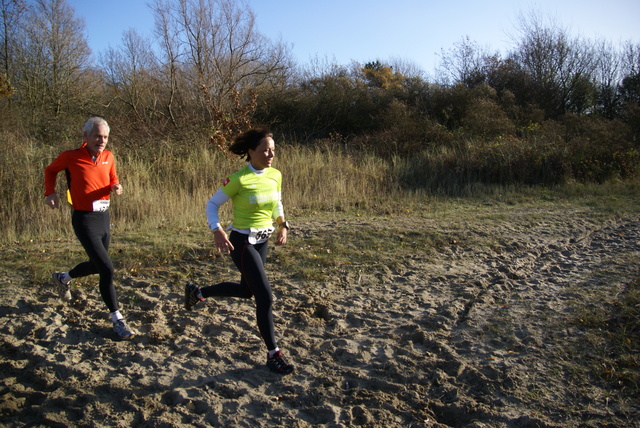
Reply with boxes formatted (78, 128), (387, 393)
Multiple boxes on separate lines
(1, 0), (639, 184)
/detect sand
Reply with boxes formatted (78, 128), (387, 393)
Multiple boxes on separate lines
(0, 207), (638, 427)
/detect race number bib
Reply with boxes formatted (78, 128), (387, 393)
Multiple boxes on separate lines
(248, 227), (275, 245)
(92, 199), (110, 212)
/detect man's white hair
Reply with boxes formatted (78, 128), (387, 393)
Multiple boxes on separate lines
(83, 117), (110, 135)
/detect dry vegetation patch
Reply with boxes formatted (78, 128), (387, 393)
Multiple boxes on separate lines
(0, 197), (638, 427)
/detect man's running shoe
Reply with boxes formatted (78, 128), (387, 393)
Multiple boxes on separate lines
(113, 319), (135, 340)
(52, 272), (71, 301)
(267, 350), (294, 375)
(184, 282), (204, 311)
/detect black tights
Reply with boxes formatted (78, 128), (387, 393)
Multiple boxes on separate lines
(200, 231), (277, 351)
(69, 210), (118, 313)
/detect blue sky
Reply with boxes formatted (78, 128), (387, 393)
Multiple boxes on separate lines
(67, 0), (640, 75)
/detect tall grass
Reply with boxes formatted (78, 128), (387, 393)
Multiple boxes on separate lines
(278, 145), (397, 212)
(2, 130), (638, 244)
(0, 132), (72, 242)
(0, 134), (399, 243)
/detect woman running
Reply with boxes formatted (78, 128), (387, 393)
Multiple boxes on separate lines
(184, 127), (294, 375)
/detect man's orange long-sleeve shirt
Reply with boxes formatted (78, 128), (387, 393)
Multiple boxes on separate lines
(44, 142), (119, 212)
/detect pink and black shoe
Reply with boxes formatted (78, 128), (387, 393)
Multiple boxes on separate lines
(267, 350), (294, 375)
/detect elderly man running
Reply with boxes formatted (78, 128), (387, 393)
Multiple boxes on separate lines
(44, 117), (134, 340)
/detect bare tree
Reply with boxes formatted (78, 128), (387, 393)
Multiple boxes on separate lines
(12, 0), (91, 129)
(436, 36), (495, 87)
(102, 29), (162, 128)
(0, 0), (25, 131)
(0, 0), (26, 92)
(620, 41), (640, 81)
(151, 0), (183, 127)
(619, 42), (640, 106)
(511, 10), (598, 117)
(592, 39), (624, 118)
(155, 0), (292, 124)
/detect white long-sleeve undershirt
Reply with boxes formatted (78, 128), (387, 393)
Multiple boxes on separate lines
(205, 188), (231, 230)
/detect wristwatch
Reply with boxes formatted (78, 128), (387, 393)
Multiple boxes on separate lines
(279, 221), (290, 230)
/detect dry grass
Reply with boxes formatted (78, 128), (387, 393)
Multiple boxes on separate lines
(1, 133), (639, 400)
(0, 135), (399, 242)
(0, 175), (638, 423)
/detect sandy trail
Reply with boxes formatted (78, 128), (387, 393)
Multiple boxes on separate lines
(0, 208), (638, 427)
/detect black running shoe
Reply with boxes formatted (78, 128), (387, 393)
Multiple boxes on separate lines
(267, 350), (294, 375)
(184, 282), (204, 311)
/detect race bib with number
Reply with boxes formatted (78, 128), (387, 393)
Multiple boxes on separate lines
(92, 199), (110, 212)
(248, 227), (275, 245)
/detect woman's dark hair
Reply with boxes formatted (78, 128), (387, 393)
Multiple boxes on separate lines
(229, 127), (273, 161)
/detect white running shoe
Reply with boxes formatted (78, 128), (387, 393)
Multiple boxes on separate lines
(113, 319), (135, 340)
(52, 272), (71, 301)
